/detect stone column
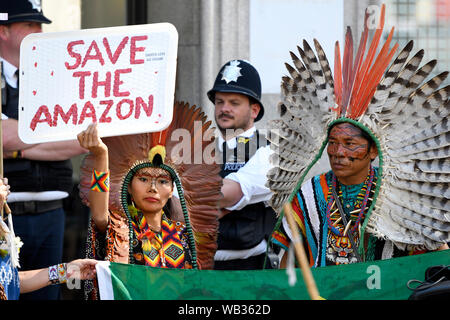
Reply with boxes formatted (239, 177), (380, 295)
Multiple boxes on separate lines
(199, 0), (250, 122)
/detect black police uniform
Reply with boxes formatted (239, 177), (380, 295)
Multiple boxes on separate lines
(2, 82), (74, 198)
(214, 131), (277, 269)
(208, 60), (277, 269)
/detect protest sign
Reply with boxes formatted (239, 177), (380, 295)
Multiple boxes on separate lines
(18, 23), (178, 143)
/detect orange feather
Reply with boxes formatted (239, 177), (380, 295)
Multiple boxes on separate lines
(340, 3), (399, 119)
(350, 26), (396, 118)
(342, 27), (354, 113)
(334, 41), (343, 113)
(346, 10), (370, 115)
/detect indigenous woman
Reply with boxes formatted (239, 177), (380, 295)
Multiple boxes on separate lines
(77, 102), (222, 299)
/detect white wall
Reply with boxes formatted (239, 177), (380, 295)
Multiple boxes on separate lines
(249, 0), (343, 176)
(249, 0), (344, 94)
(42, 0), (81, 32)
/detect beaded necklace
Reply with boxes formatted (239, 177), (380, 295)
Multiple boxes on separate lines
(130, 208), (186, 268)
(326, 166), (375, 237)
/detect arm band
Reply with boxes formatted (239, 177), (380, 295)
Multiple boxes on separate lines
(90, 170), (110, 192)
(48, 263), (67, 285)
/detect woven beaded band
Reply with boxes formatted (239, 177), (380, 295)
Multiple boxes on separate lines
(48, 263), (67, 285)
(90, 170), (110, 192)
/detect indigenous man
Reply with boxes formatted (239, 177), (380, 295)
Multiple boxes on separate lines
(268, 4), (449, 268)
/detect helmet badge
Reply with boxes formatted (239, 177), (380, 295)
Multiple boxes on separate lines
(221, 60), (242, 84)
(28, 0), (42, 12)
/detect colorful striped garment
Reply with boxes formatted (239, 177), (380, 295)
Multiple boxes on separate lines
(270, 168), (423, 267)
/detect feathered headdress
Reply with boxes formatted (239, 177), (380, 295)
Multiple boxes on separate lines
(79, 102), (223, 269)
(267, 3), (450, 252)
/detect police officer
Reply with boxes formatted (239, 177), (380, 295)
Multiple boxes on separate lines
(208, 59), (277, 270)
(0, 0), (87, 299)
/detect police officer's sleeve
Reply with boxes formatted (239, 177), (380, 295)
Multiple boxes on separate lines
(224, 145), (273, 211)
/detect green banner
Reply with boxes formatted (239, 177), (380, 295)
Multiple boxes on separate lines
(109, 250), (449, 300)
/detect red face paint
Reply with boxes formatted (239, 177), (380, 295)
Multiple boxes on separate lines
(327, 123), (370, 161)
(327, 123), (377, 185)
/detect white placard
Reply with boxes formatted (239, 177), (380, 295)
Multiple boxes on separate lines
(18, 23), (178, 143)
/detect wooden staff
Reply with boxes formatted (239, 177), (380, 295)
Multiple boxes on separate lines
(283, 201), (321, 300)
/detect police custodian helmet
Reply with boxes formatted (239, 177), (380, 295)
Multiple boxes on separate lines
(207, 59), (264, 122)
(0, 0), (51, 25)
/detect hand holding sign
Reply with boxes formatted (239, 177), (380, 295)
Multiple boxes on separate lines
(18, 23), (178, 144)
(77, 123), (107, 157)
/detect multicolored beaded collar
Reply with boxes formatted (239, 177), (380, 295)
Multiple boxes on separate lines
(326, 166), (376, 238)
(130, 208), (186, 268)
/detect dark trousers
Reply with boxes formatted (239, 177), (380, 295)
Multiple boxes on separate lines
(12, 207), (65, 300)
(214, 253), (272, 270)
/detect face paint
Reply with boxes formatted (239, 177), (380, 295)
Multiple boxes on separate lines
(327, 122), (378, 185)
(327, 123), (370, 161)
(134, 168), (173, 190)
